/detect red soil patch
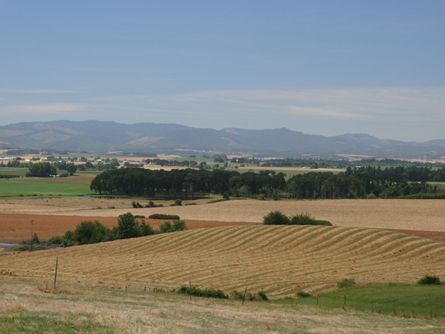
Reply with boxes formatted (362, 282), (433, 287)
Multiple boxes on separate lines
(387, 228), (445, 243)
(0, 214), (254, 243)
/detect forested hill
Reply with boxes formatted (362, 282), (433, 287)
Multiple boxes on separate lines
(1, 120), (445, 158)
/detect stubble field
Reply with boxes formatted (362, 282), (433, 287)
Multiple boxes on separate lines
(1, 225), (444, 298)
(2, 198), (441, 231)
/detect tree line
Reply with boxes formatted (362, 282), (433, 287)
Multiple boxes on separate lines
(90, 166), (445, 199)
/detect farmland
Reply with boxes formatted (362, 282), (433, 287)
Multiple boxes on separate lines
(1, 198), (442, 231)
(0, 174), (95, 197)
(0, 214), (254, 243)
(1, 226), (444, 298)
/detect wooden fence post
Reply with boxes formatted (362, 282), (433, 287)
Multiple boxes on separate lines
(53, 257), (58, 290)
(189, 281), (192, 301)
(242, 287), (247, 305)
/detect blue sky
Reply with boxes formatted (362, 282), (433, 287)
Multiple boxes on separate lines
(1, 0), (444, 141)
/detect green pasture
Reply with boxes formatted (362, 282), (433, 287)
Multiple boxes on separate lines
(0, 167), (28, 177)
(280, 283), (445, 318)
(0, 174), (95, 197)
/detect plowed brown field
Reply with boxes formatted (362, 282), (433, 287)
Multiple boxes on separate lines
(1, 225), (444, 298)
(0, 214), (254, 243)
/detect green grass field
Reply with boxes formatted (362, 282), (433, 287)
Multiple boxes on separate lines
(283, 284), (445, 318)
(0, 174), (95, 196)
(0, 310), (114, 334)
(0, 167), (28, 177)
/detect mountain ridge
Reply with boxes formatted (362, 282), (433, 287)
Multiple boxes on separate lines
(0, 120), (444, 158)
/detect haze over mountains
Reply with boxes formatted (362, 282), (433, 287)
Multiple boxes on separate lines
(0, 120), (444, 158)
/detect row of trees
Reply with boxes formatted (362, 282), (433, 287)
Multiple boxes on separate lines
(26, 162), (77, 177)
(91, 168), (286, 197)
(90, 166), (444, 199)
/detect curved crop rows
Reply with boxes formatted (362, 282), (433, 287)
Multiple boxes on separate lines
(1, 226), (445, 298)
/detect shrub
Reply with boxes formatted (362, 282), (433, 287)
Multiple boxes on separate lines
(159, 221), (172, 233)
(134, 215), (145, 219)
(179, 285), (228, 299)
(296, 291), (312, 298)
(47, 236), (64, 245)
(263, 211), (332, 226)
(172, 220), (186, 231)
(337, 278), (356, 289)
(258, 291), (269, 301)
(418, 275), (442, 285)
(263, 211), (290, 225)
(117, 213), (140, 239)
(132, 201), (143, 208)
(140, 222), (154, 236)
(72, 221), (111, 244)
(290, 213), (332, 226)
(149, 214), (180, 220)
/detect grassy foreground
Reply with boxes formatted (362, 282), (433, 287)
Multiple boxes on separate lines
(1, 279), (445, 333)
(286, 284), (445, 318)
(0, 309), (114, 334)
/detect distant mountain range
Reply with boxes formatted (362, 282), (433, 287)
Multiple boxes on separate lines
(0, 120), (444, 158)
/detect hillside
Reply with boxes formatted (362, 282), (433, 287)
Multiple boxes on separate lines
(1, 120), (445, 157)
(1, 225), (444, 298)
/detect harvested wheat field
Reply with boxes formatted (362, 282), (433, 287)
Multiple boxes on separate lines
(37, 199), (445, 232)
(1, 225), (444, 298)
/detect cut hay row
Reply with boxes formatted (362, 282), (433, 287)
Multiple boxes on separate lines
(1, 225), (445, 298)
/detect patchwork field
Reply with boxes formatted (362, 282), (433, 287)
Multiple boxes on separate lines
(1, 226), (444, 298)
(2, 198), (440, 231)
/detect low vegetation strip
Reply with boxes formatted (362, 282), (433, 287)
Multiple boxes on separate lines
(288, 283), (445, 318)
(1, 226), (445, 298)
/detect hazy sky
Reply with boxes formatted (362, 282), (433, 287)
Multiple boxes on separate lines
(1, 1), (444, 141)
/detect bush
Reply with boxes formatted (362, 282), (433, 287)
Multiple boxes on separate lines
(263, 211), (290, 225)
(149, 214), (180, 220)
(132, 201), (143, 208)
(117, 213), (140, 239)
(145, 200), (164, 208)
(72, 221), (111, 244)
(418, 275), (442, 285)
(258, 290), (269, 301)
(140, 222), (154, 236)
(263, 211), (332, 226)
(337, 278), (356, 289)
(179, 285), (228, 299)
(290, 213), (332, 226)
(159, 221), (172, 233)
(232, 290), (269, 301)
(296, 291), (312, 298)
(47, 236), (64, 245)
(172, 220), (186, 232)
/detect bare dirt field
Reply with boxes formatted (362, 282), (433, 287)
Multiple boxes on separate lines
(1, 225), (444, 298)
(7, 198), (440, 232)
(0, 214), (254, 243)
